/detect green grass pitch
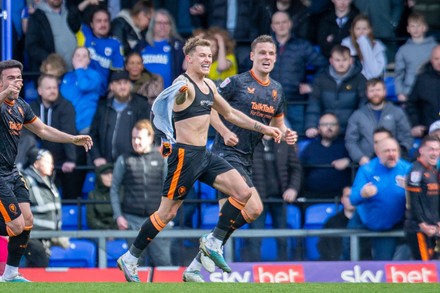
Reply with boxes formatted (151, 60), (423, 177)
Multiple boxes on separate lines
(1, 283), (439, 293)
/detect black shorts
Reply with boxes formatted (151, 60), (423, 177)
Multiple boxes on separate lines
(162, 143), (234, 200)
(0, 172), (30, 223)
(217, 153), (254, 200)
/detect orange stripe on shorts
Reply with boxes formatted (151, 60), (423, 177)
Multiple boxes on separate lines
(417, 232), (429, 261)
(0, 200), (12, 222)
(167, 148), (185, 199)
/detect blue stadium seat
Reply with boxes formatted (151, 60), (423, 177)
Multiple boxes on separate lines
(106, 239), (128, 268)
(82, 171), (96, 196)
(198, 182), (217, 201)
(303, 203), (341, 260)
(297, 139), (313, 159)
(384, 76), (397, 102)
(260, 205), (301, 261)
(62, 205), (88, 230)
(49, 239), (96, 268)
(200, 204), (219, 229)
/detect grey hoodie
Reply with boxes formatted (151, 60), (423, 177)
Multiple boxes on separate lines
(394, 36), (438, 95)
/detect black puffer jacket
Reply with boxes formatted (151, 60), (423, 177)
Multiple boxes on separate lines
(406, 63), (440, 129)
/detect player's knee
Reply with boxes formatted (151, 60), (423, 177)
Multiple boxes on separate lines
(238, 186), (252, 202)
(247, 203), (263, 221)
(160, 210), (177, 224)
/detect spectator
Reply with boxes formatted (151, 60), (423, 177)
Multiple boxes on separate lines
(89, 70), (151, 167)
(348, 137), (411, 260)
(110, 120), (171, 266)
(205, 27), (238, 86)
(61, 46), (102, 135)
(395, 12), (437, 103)
(352, 0), (404, 62)
(15, 130), (38, 171)
(140, 9), (185, 88)
(86, 163), (118, 230)
(410, 0), (440, 39)
(317, 186), (354, 260)
(316, 0), (359, 58)
(75, 7), (125, 96)
(341, 14), (387, 79)
(345, 78), (413, 165)
(270, 10), (327, 134)
(242, 136), (301, 261)
(125, 51), (164, 105)
(40, 53), (68, 80)
(305, 45), (366, 137)
(301, 113), (352, 200)
(29, 74), (78, 199)
(405, 135), (440, 260)
(111, 0), (154, 54)
(25, 0), (77, 72)
(22, 149), (68, 267)
(406, 45), (440, 138)
(405, 135), (440, 261)
(428, 120), (440, 141)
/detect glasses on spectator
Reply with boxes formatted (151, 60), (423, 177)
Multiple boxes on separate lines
(319, 122), (338, 127)
(156, 21), (170, 26)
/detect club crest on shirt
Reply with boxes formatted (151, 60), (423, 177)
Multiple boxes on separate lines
(395, 175), (406, 188)
(272, 89), (278, 101)
(104, 47), (112, 56)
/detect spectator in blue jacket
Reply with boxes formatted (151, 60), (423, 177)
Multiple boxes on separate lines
(348, 137), (411, 260)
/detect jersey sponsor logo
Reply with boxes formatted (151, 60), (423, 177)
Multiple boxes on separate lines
(250, 102), (275, 114)
(247, 87), (255, 94)
(219, 78), (231, 88)
(8, 121), (23, 136)
(142, 54), (169, 65)
(89, 47), (112, 68)
(200, 100), (214, 107)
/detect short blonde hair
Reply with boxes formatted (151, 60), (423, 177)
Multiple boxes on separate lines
(183, 37), (211, 56)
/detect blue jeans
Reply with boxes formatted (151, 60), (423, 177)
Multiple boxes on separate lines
(344, 211), (397, 260)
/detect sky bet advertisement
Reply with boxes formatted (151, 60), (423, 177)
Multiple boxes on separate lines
(17, 261), (440, 283)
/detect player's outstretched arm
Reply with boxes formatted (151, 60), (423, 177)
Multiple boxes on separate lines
(25, 118), (93, 151)
(212, 89), (281, 142)
(210, 109), (238, 146)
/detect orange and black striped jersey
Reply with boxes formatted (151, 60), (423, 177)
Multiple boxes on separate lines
(0, 97), (36, 175)
(404, 159), (440, 232)
(213, 70), (285, 166)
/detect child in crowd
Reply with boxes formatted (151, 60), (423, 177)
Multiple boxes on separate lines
(394, 12), (437, 102)
(342, 14), (387, 79)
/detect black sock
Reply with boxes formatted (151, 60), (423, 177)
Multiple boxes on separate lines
(212, 197), (245, 242)
(222, 212), (249, 246)
(7, 229), (31, 267)
(0, 219), (7, 236)
(131, 212), (165, 257)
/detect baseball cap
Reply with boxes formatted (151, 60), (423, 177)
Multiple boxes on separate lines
(109, 70), (130, 83)
(429, 120), (440, 134)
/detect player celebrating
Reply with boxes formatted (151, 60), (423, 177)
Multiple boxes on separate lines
(0, 60), (92, 282)
(183, 35), (297, 282)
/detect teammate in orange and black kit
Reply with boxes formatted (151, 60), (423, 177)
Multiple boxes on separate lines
(0, 60), (93, 282)
(116, 37), (285, 283)
(183, 35), (298, 282)
(405, 135), (440, 260)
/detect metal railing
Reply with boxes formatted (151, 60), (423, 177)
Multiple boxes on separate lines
(30, 228), (405, 268)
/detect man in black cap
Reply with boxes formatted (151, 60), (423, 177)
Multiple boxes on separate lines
(89, 70), (151, 167)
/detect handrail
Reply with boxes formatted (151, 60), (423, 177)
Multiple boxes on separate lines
(31, 228), (405, 268)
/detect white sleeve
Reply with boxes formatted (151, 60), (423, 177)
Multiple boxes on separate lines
(357, 35), (387, 79)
